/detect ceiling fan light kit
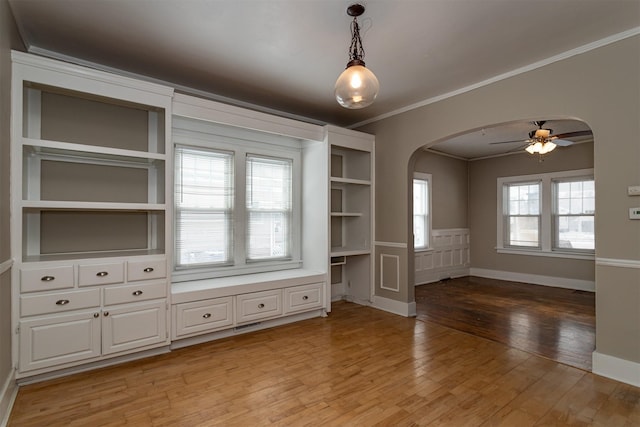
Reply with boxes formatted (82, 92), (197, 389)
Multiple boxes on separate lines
(335, 4), (379, 109)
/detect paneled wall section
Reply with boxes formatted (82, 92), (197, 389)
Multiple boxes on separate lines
(414, 228), (470, 285)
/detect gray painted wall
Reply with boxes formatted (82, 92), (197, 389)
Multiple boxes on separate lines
(360, 35), (640, 365)
(412, 150), (468, 230)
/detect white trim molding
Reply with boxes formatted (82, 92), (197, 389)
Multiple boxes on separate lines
(350, 26), (640, 129)
(380, 254), (400, 292)
(0, 259), (13, 276)
(596, 258), (640, 269)
(0, 370), (17, 427)
(372, 295), (416, 318)
(592, 351), (640, 388)
(374, 241), (407, 249)
(470, 268), (595, 292)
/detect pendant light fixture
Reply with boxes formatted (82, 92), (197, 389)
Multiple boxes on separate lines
(335, 4), (379, 109)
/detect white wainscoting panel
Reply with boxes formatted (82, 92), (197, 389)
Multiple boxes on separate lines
(380, 254), (400, 292)
(414, 228), (470, 286)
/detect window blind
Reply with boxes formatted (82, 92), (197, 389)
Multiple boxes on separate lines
(175, 146), (233, 267)
(246, 155), (292, 261)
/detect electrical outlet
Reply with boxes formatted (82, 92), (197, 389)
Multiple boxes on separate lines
(629, 207), (640, 219)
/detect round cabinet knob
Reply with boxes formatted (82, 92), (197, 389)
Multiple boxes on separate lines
(103, 311), (109, 317)
(202, 313), (212, 319)
(41, 276), (55, 282)
(302, 296), (309, 301)
(258, 303), (265, 309)
(96, 271), (109, 277)
(132, 290), (143, 296)
(93, 313), (100, 318)
(55, 299), (70, 306)
(143, 267), (154, 273)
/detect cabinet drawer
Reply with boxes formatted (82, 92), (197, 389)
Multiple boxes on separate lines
(78, 262), (124, 287)
(174, 297), (234, 338)
(21, 289), (101, 317)
(21, 265), (74, 293)
(127, 259), (166, 282)
(236, 290), (282, 324)
(284, 283), (324, 314)
(104, 281), (167, 306)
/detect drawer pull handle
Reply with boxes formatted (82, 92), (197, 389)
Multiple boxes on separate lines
(258, 303), (265, 309)
(41, 276), (55, 282)
(143, 267), (154, 273)
(96, 271), (109, 277)
(55, 299), (70, 306)
(132, 290), (143, 296)
(93, 313), (100, 318)
(302, 295), (309, 301)
(104, 311), (109, 317)
(203, 313), (212, 319)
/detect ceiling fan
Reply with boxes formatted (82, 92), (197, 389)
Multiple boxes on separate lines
(490, 121), (593, 154)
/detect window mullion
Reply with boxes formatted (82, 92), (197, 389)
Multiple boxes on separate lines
(541, 176), (552, 251)
(235, 150), (247, 266)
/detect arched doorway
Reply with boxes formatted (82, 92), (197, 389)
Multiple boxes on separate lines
(409, 119), (596, 370)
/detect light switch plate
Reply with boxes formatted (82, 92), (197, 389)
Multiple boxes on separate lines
(630, 207), (640, 219)
(628, 186), (640, 196)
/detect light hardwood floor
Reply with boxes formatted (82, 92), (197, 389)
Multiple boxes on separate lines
(8, 301), (640, 426)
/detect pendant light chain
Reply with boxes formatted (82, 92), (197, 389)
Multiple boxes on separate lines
(349, 17), (365, 63)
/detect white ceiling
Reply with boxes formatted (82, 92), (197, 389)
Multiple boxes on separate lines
(8, 0), (640, 158)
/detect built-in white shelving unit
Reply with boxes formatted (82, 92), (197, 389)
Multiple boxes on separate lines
(11, 52), (174, 378)
(326, 126), (375, 305)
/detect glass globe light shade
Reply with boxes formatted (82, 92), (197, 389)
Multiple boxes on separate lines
(540, 141), (557, 154)
(335, 62), (379, 109)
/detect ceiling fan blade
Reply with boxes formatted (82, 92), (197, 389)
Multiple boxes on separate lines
(489, 139), (525, 145)
(552, 130), (592, 139)
(553, 138), (574, 147)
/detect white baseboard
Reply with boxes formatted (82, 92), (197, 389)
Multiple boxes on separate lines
(592, 351), (640, 387)
(0, 371), (17, 427)
(470, 268), (595, 292)
(415, 268), (469, 286)
(372, 295), (416, 317)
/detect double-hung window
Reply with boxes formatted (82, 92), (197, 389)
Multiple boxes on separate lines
(246, 155), (293, 261)
(173, 118), (301, 280)
(413, 173), (432, 249)
(504, 181), (541, 248)
(497, 169), (594, 258)
(175, 146), (233, 267)
(553, 178), (595, 251)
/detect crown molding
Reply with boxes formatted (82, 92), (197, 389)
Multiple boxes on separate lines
(350, 26), (640, 129)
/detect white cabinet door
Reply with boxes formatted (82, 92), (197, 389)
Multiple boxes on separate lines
(19, 311), (101, 372)
(102, 300), (167, 355)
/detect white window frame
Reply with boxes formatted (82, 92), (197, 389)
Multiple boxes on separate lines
(552, 176), (595, 253)
(502, 180), (542, 249)
(173, 118), (302, 282)
(413, 172), (432, 251)
(497, 168), (594, 260)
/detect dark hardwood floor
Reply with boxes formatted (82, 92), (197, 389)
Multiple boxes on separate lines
(415, 276), (596, 371)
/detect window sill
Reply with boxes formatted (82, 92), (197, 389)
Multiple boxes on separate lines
(414, 247), (434, 254)
(496, 247), (595, 261)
